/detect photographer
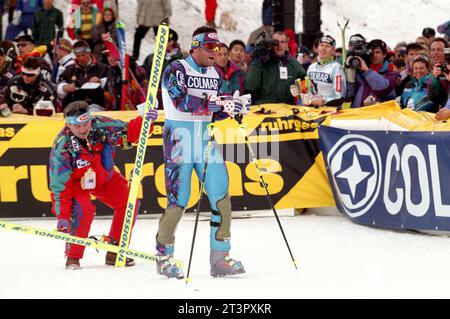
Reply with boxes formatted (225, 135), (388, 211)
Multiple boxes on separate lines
(245, 31), (306, 105)
(427, 38), (450, 109)
(345, 38), (400, 107)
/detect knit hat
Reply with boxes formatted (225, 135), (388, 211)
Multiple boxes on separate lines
(320, 35), (336, 48)
(58, 39), (73, 53)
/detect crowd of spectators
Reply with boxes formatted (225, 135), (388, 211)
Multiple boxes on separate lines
(0, 0), (450, 121)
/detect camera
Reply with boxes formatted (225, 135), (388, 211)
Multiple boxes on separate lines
(440, 47), (450, 75)
(347, 37), (372, 69)
(254, 31), (279, 63)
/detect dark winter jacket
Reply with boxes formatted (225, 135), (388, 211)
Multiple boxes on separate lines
(0, 59), (16, 89)
(347, 60), (400, 107)
(0, 74), (56, 114)
(32, 6), (64, 49)
(427, 76), (450, 108)
(91, 21), (118, 63)
(245, 52), (306, 105)
(58, 56), (111, 108)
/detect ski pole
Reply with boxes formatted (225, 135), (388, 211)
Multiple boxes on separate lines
(185, 118), (216, 285)
(234, 113), (298, 270)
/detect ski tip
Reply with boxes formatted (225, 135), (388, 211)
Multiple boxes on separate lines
(160, 17), (169, 26)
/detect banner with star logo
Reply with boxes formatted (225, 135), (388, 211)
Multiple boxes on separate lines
(320, 125), (450, 232)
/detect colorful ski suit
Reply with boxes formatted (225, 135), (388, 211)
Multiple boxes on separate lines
(49, 115), (148, 259)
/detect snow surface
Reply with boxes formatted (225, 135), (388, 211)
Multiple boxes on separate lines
(53, 0), (450, 62)
(1, 211), (449, 299)
(1, 1), (449, 300)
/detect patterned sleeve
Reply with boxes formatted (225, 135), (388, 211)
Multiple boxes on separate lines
(162, 61), (208, 113)
(49, 135), (74, 220)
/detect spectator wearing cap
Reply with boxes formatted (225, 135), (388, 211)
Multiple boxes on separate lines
(132, 0), (172, 61)
(345, 38), (400, 107)
(229, 39), (245, 68)
(5, 0), (43, 41)
(292, 35), (346, 107)
(57, 40), (111, 110)
(0, 56), (56, 115)
(91, 7), (118, 63)
(400, 55), (435, 112)
(32, 0), (64, 57)
(55, 39), (74, 83)
(245, 31), (306, 105)
(422, 27), (436, 48)
(214, 42), (245, 96)
(0, 47), (16, 90)
(142, 28), (183, 108)
(14, 34), (52, 78)
(427, 38), (450, 109)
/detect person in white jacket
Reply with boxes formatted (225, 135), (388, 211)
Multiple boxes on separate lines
(291, 35), (347, 107)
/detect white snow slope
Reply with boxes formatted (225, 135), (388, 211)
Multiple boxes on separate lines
(1, 212), (449, 299)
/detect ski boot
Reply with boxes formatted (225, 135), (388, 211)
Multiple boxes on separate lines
(210, 249), (245, 278)
(65, 257), (81, 270)
(155, 242), (184, 279)
(103, 236), (135, 267)
(156, 254), (184, 279)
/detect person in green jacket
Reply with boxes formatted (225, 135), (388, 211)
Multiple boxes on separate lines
(32, 0), (64, 57)
(245, 31), (306, 105)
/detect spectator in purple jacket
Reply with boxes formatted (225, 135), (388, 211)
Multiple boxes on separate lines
(345, 39), (400, 107)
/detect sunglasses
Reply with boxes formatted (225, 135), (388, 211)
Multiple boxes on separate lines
(22, 71), (38, 77)
(200, 42), (220, 53)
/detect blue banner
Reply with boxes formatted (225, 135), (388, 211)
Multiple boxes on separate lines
(319, 125), (450, 232)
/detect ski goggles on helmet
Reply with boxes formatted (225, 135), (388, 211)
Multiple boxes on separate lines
(191, 32), (220, 52)
(66, 111), (92, 125)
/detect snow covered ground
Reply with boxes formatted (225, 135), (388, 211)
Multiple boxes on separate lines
(1, 210), (449, 299)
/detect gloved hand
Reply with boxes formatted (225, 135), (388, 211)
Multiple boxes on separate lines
(290, 84), (300, 97)
(56, 219), (70, 233)
(232, 91), (251, 115)
(137, 102), (159, 121)
(207, 96), (223, 113)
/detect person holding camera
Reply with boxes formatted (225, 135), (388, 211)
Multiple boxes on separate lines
(345, 38), (400, 107)
(427, 38), (450, 109)
(290, 35), (346, 107)
(245, 31), (306, 105)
